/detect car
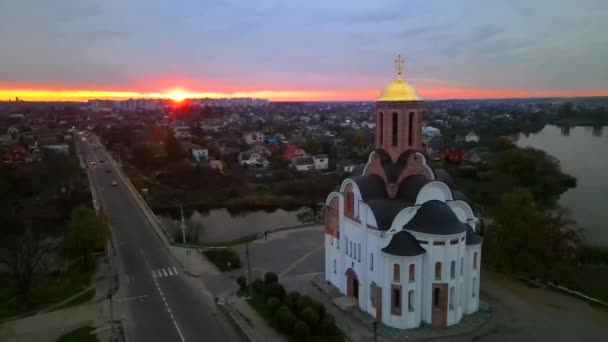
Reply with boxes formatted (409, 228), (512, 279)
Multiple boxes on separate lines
(99, 160), (104, 163)
(111, 181), (118, 186)
(90, 161), (97, 165)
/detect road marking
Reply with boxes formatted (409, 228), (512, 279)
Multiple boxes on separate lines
(152, 270), (158, 278)
(162, 268), (168, 277)
(153, 279), (186, 342)
(172, 266), (179, 275)
(279, 245), (324, 278)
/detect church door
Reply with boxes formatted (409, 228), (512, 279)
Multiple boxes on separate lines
(345, 268), (359, 299)
(431, 283), (448, 329)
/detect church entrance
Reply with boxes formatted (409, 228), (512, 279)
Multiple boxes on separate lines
(431, 283), (448, 329)
(345, 268), (359, 299)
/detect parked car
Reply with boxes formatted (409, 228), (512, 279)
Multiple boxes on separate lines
(111, 180), (118, 186)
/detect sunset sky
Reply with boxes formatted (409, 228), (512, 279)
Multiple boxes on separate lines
(0, 0), (607, 101)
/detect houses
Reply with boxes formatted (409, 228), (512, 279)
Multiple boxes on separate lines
(243, 131), (265, 145)
(292, 156), (316, 171)
(208, 160), (224, 173)
(173, 126), (191, 139)
(313, 154), (329, 170)
(283, 145), (307, 160)
(423, 126), (441, 138)
(238, 150), (269, 168)
(465, 131), (480, 143)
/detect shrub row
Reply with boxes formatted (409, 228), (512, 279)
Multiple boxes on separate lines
(244, 272), (339, 342)
(203, 248), (241, 271)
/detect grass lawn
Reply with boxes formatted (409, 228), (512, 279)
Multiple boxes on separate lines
(0, 267), (93, 321)
(55, 326), (99, 342)
(52, 288), (96, 311)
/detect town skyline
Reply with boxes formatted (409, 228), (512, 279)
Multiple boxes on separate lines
(1, 0), (607, 101)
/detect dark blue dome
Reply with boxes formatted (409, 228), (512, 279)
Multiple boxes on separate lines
(403, 200), (468, 235)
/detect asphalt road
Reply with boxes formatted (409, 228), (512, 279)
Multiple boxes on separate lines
(77, 135), (241, 342)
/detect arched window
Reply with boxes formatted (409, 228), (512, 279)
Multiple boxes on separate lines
(472, 277), (477, 297)
(450, 261), (456, 279)
(408, 290), (415, 312)
(473, 252), (478, 269)
(345, 237), (349, 255)
(345, 191), (354, 217)
(392, 287), (401, 314)
(409, 264), (415, 282)
(460, 257), (464, 275)
(370, 253), (374, 271)
(449, 286), (455, 310)
(357, 244), (361, 262)
(408, 112), (414, 146)
(392, 113), (398, 146)
(393, 264), (400, 283)
(435, 262), (442, 280)
(333, 259), (336, 274)
(378, 112), (384, 145)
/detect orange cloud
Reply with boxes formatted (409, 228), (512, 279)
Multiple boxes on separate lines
(0, 86), (606, 102)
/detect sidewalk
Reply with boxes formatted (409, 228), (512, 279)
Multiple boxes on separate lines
(220, 296), (286, 342)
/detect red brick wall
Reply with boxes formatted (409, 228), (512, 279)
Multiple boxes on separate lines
(324, 196), (340, 239)
(375, 101), (423, 162)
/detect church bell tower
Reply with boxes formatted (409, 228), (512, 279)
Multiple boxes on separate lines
(375, 55), (424, 162)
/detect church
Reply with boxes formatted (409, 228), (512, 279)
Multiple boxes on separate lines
(324, 56), (482, 330)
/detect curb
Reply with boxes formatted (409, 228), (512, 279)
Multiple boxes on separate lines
(217, 299), (259, 342)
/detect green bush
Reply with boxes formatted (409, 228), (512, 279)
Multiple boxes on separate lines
(236, 276), (247, 292)
(293, 320), (311, 342)
(251, 278), (264, 295)
(285, 291), (301, 311)
(265, 297), (281, 315)
(264, 272), (279, 285)
(274, 305), (295, 333)
(321, 314), (335, 335)
(299, 306), (320, 333)
(295, 295), (315, 312)
(264, 283), (286, 300)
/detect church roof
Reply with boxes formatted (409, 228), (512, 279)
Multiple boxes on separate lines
(351, 174), (387, 201)
(366, 199), (411, 231)
(381, 231), (426, 256)
(374, 148), (420, 183)
(466, 225), (482, 245)
(397, 174), (430, 203)
(403, 200), (468, 235)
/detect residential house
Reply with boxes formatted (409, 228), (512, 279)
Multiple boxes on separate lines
(238, 150), (269, 168)
(283, 145), (307, 160)
(337, 160), (357, 173)
(292, 156), (316, 172)
(208, 160), (224, 173)
(251, 144), (271, 157)
(0, 135), (13, 146)
(423, 126), (441, 138)
(179, 142), (208, 162)
(173, 126), (191, 139)
(243, 131), (265, 145)
(465, 131), (480, 143)
(313, 154), (329, 170)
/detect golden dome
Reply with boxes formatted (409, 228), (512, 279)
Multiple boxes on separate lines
(378, 54), (423, 102)
(378, 79), (422, 102)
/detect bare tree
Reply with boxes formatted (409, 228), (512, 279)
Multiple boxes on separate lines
(0, 228), (53, 304)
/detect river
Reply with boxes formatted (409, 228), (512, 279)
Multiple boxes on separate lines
(517, 125), (608, 246)
(159, 207), (308, 244)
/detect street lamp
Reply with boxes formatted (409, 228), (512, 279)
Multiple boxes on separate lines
(179, 203), (186, 244)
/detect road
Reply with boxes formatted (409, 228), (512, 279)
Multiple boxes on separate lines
(77, 135), (242, 342)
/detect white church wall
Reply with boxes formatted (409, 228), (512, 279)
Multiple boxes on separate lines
(464, 245), (481, 314)
(379, 253), (423, 329)
(415, 181), (453, 204)
(407, 230), (466, 324)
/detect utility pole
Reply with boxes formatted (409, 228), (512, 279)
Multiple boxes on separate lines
(245, 243), (252, 294)
(180, 203), (186, 244)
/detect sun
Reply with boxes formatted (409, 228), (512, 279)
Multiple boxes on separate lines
(167, 89), (187, 102)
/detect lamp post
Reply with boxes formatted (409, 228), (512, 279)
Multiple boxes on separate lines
(180, 203), (186, 244)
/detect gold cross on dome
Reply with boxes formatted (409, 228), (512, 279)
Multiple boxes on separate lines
(395, 54), (405, 80)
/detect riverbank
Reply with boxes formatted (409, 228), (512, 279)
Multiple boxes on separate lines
(554, 118), (608, 126)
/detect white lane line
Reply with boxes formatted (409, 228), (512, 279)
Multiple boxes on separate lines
(168, 267), (176, 276)
(172, 266), (179, 275)
(161, 268), (168, 277)
(154, 280), (186, 342)
(152, 270), (158, 278)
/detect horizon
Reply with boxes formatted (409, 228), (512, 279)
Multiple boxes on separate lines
(1, 1), (607, 101)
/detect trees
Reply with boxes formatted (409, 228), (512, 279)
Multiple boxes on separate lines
(165, 131), (182, 162)
(0, 228), (53, 304)
(303, 140), (321, 155)
(64, 207), (108, 270)
(484, 190), (580, 278)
